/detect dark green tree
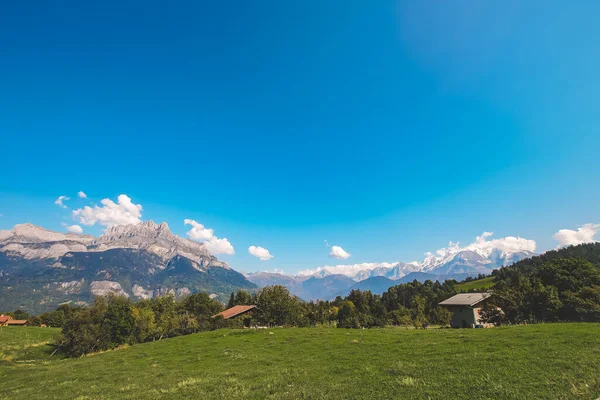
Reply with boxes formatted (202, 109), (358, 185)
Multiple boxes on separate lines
(234, 290), (253, 305)
(254, 285), (299, 327)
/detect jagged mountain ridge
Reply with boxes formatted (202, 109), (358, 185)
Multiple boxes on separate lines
(0, 222), (254, 313)
(298, 249), (535, 282)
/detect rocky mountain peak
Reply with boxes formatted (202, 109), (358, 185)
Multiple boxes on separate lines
(2, 223), (94, 244)
(0, 221), (229, 269)
(102, 220), (171, 239)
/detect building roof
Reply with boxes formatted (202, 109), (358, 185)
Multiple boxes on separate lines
(212, 305), (256, 320)
(0, 315), (12, 324)
(6, 320), (28, 325)
(439, 292), (492, 307)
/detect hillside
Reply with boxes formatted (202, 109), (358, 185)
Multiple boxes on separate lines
(297, 274), (356, 301)
(335, 276), (396, 298)
(1, 325), (599, 399)
(488, 242), (600, 323)
(502, 242), (600, 273)
(455, 276), (495, 292)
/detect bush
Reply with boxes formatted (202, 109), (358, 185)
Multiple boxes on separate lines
(58, 293), (224, 356)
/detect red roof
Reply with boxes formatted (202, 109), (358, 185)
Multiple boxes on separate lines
(212, 305), (255, 320)
(0, 315), (12, 324)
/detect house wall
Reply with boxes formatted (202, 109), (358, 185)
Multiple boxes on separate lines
(449, 306), (479, 328)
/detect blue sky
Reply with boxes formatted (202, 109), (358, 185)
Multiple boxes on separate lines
(1, 1), (599, 274)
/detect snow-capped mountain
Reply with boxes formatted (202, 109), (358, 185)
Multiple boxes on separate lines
(0, 222), (254, 313)
(247, 246), (534, 301)
(298, 262), (423, 282)
(422, 247), (535, 275)
(269, 236), (535, 291)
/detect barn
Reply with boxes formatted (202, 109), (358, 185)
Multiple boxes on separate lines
(212, 305), (256, 327)
(439, 292), (493, 328)
(0, 315), (28, 327)
(6, 319), (29, 326)
(0, 315), (11, 326)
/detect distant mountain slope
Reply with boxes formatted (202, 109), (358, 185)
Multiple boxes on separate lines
(246, 249), (535, 301)
(296, 274), (355, 301)
(246, 272), (356, 301)
(246, 272), (304, 289)
(331, 272), (475, 299)
(395, 272), (472, 284)
(0, 222), (255, 313)
(293, 243), (534, 283)
(334, 276), (397, 298)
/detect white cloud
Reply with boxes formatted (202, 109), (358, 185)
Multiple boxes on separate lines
(0, 213), (3, 217)
(248, 245), (274, 261)
(78, 191), (87, 199)
(72, 194), (142, 228)
(184, 219), (214, 241)
(329, 245), (351, 260)
(184, 219), (235, 255)
(466, 232), (536, 255)
(54, 196), (70, 208)
(204, 237), (235, 255)
(553, 223), (600, 247)
(63, 224), (83, 234)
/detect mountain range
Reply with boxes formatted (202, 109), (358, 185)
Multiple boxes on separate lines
(246, 245), (533, 300)
(1, 222), (535, 312)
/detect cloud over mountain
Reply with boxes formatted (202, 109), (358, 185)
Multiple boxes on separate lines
(184, 219), (234, 255)
(248, 245), (274, 260)
(299, 232), (536, 280)
(329, 245), (351, 260)
(554, 223), (600, 247)
(63, 224), (83, 234)
(73, 194), (143, 229)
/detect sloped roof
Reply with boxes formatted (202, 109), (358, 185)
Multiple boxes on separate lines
(0, 315), (12, 323)
(439, 292), (492, 307)
(6, 320), (28, 325)
(212, 305), (255, 320)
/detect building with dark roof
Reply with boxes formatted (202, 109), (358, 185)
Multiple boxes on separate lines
(439, 292), (493, 328)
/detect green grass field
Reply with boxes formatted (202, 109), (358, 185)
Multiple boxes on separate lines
(1, 324), (599, 399)
(455, 276), (496, 292)
(0, 326), (61, 365)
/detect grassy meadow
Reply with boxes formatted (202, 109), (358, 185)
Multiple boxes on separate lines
(455, 276), (496, 292)
(1, 324), (599, 399)
(0, 326), (60, 365)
